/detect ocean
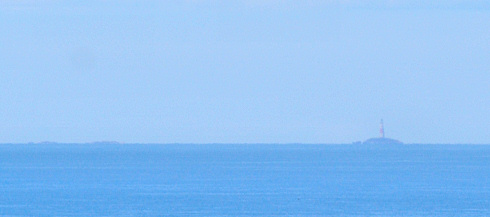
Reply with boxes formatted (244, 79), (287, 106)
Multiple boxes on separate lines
(0, 144), (489, 216)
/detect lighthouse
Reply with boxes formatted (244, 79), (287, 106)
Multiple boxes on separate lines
(362, 119), (402, 145)
(380, 119), (385, 138)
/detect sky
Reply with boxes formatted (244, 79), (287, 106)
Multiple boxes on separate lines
(0, 0), (489, 144)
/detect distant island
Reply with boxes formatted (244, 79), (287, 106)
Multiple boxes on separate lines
(27, 141), (123, 145)
(363, 137), (403, 145)
(361, 119), (403, 145)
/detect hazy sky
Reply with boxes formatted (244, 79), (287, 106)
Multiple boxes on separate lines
(1, 1), (489, 144)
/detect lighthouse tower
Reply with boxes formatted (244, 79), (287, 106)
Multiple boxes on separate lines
(380, 119), (385, 138)
(363, 119), (402, 144)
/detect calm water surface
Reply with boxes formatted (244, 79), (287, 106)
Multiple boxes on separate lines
(1, 144), (489, 216)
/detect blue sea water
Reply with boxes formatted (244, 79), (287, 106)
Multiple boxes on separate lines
(0, 144), (489, 216)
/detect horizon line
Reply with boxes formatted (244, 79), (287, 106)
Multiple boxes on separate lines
(1, 142), (490, 145)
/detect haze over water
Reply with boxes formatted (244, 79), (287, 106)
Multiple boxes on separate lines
(1, 143), (489, 216)
(1, 1), (489, 144)
(1, 1), (489, 216)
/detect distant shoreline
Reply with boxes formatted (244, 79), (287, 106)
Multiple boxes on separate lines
(0, 143), (489, 146)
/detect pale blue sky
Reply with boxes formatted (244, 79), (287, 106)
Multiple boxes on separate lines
(1, 1), (489, 144)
